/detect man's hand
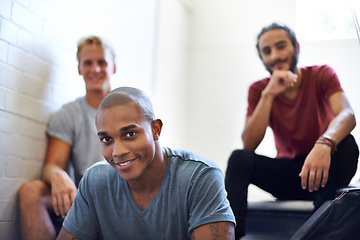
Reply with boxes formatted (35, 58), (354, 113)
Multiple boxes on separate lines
(264, 70), (297, 97)
(299, 143), (331, 192)
(51, 171), (77, 218)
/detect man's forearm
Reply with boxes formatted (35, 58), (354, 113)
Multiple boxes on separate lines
(242, 91), (275, 150)
(321, 110), (356, 147)
(42, 164), (65, 186)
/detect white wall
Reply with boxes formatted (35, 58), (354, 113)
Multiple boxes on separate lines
(186, 0), (297, 172)
(152, 0), (190, 149)
(0, 0), (171, 238)
(186, 0), (360, 199)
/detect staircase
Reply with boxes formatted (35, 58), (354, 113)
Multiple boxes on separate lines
(243, 200), (313, 240)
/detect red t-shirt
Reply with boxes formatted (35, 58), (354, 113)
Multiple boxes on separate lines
(247, 65), (343, 159)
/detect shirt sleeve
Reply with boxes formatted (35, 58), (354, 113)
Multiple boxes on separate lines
(247, 79), (269, 117)
(187, 166), (236, 235)
(46, 105), (75, 145)
(317, 65), (343, 99)
(62, 170), (99, 240)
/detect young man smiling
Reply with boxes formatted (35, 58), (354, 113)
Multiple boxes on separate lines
(57, 87), (236, 240)
(225, 22), (359, 239)
(18, 36), (116, 240)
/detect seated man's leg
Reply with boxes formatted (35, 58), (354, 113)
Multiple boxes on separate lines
(18, 180), (57, 240)
(225, 149), (256, 239)
(314, 134), (359, 209)
(225, 149), (310, 239)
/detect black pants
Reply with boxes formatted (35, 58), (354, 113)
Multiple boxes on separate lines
(225, 134), (359, 239)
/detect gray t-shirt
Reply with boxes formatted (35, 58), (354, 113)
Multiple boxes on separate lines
(47, 96), (103, 185)
(63, 147), (235, 240)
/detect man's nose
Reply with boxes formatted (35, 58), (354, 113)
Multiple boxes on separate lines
(112, 140), (129, 160)
(270, 49), (281, 62)
(91, 63), (101, 72)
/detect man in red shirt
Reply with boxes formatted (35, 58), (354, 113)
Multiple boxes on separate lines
(225, 22), (359, 239)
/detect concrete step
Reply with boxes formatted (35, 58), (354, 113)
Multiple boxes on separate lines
(244, 200), (314, 240)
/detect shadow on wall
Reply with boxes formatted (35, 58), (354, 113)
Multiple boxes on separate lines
(0, 41), (57, 240)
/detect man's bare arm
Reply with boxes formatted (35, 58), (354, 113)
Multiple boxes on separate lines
(191, 221), (235, 240)
(42, 136), (72, 185)
(242, 70), (297, 150)
(42, 136), (77, 218)
(322, 91), (356, 143)
(56, 227), (80, 240)
(242, 92), (274, 150)
(299, 91), (356, 191)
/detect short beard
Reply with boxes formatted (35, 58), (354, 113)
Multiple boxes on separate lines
(264, 53), (298, 74)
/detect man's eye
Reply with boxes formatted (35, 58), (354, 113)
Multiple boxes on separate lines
(126, 132), (136, 138)
(101, 137), (112, 143)
(263, 49), (270, 55)
(83, 61), (92, 66)
(98, 60), (107, 66)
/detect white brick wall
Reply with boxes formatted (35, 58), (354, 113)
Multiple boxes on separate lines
(0, 0), (163, 238)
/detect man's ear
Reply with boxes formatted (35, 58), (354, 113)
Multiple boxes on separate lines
(78, 64), (82, 75)
(152, 119), (163, 140)
(296, 42), (300, 55)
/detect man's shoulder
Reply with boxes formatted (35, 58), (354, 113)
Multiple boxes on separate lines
(86, 161), (113, 173)
(50, 96), (89, 122)
(301, 64), (334, 74)
(165, 147), (219, 169)
(301, 65), (338, 85)
(249, 77), (270, 92)
(165, 148), (225, 191)
(81, 161), (118, 185)
(58, 96), (86, 112)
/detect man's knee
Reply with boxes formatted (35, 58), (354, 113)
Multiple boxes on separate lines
(18, 180), (50, 206)
(227, 149), (256, 169)
(333, 135), (359, 172)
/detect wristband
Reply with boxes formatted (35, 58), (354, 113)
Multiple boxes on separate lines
(316, 135), (337, 154)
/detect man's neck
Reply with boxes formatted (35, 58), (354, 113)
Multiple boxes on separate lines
(85, 88), (111, 110)
(130, 146), (167, 192)
(128, 146), (167, 211)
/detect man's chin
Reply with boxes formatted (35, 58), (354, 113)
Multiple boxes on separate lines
(86, 85), (107, 93)
(265, 65), (296, 75)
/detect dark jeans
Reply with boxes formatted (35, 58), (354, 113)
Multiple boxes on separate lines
(225, 134), (359, 239)
(50, 211), (63, 235)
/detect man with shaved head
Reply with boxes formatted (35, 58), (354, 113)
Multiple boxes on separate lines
(57, 87), (236, 240)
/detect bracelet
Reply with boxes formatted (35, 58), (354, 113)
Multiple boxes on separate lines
(316, 135), (337, 154)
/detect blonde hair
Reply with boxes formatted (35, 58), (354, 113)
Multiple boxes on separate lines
(76, 35), (116, 63)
